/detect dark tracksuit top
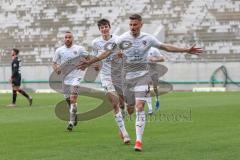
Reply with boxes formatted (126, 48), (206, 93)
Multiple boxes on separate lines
(11, 57), (21, 86)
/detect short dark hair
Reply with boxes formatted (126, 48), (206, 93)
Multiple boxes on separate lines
(129, 14), (142, 21)
(65, 31), (72, 34)
(12, 48), (19, 55)
(97, 18), (111, 29)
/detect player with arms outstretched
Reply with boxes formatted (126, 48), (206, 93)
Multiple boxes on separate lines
(79, 14), (202, 151)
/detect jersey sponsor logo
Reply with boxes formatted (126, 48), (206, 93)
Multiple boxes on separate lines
(103, 41), (133, 51)
(120, 41), (132, 49)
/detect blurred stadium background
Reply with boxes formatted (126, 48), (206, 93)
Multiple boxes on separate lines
(0, 1), (240, 160)
(0, 0), (240, 91)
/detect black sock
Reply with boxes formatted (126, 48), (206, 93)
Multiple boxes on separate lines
(18, 89), (30, 99)
(12, 90), (17, 104)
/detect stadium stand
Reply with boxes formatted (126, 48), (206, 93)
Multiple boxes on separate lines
(0, 0), (240, 66)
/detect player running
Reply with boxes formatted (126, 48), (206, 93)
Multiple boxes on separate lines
(52, 31), (88, 131)
(145, 47), (165, 114)
(79, 14), (202, 151)
(91, 19), (130, 144)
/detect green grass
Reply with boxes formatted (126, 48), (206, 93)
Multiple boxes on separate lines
(0, 92), (240, 160)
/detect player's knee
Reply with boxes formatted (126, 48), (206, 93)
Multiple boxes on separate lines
(13, 86), (19, 91)
(119, 103), (125, 110)
(127, 106), (134, 115)
(65, 97), (71, 106)
(112, 101), (118, 107)
(135, 102), (145, 112)
(107, 92), (119, 106)
(136, 107), (144, 112)
(70, 95), (77, 103)
(113, 107), (120, 114)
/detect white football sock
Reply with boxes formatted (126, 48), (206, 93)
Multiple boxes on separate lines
(136, 111), (146, 142)
(69, 103), (77, 125)
(146, 97), (153, 111)
(115, 111), (128, 137)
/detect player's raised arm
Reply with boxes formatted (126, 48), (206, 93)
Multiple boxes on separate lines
(158, 43), (203, 55)
(148, 56), (165, 63)
(78, 50), (112, 69)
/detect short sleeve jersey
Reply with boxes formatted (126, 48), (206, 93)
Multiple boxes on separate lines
(116, 31), (162, 79)
(53, 44), (88, 81)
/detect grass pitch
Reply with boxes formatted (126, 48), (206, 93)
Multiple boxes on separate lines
(0, 92), (240, 160)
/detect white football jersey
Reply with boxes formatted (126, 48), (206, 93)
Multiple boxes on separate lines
(92, 35), (122, 80)
(116, 31), (162, 79)
(147, 47), (163, 58)
(53, 44), (88, 84)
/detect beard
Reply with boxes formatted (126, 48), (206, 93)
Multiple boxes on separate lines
(65, 41), (72, 47)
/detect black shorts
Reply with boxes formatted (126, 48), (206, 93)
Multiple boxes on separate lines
(12, 76), (21, 86)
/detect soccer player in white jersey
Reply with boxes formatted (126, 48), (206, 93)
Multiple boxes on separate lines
(91, 19), (130, 144)
(145, 47), (165, 114)
(79, 14), (202, 151)
(52, 31), (88, 131)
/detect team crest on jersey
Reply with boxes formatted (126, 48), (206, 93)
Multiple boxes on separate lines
(142, 40), (147, 46)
